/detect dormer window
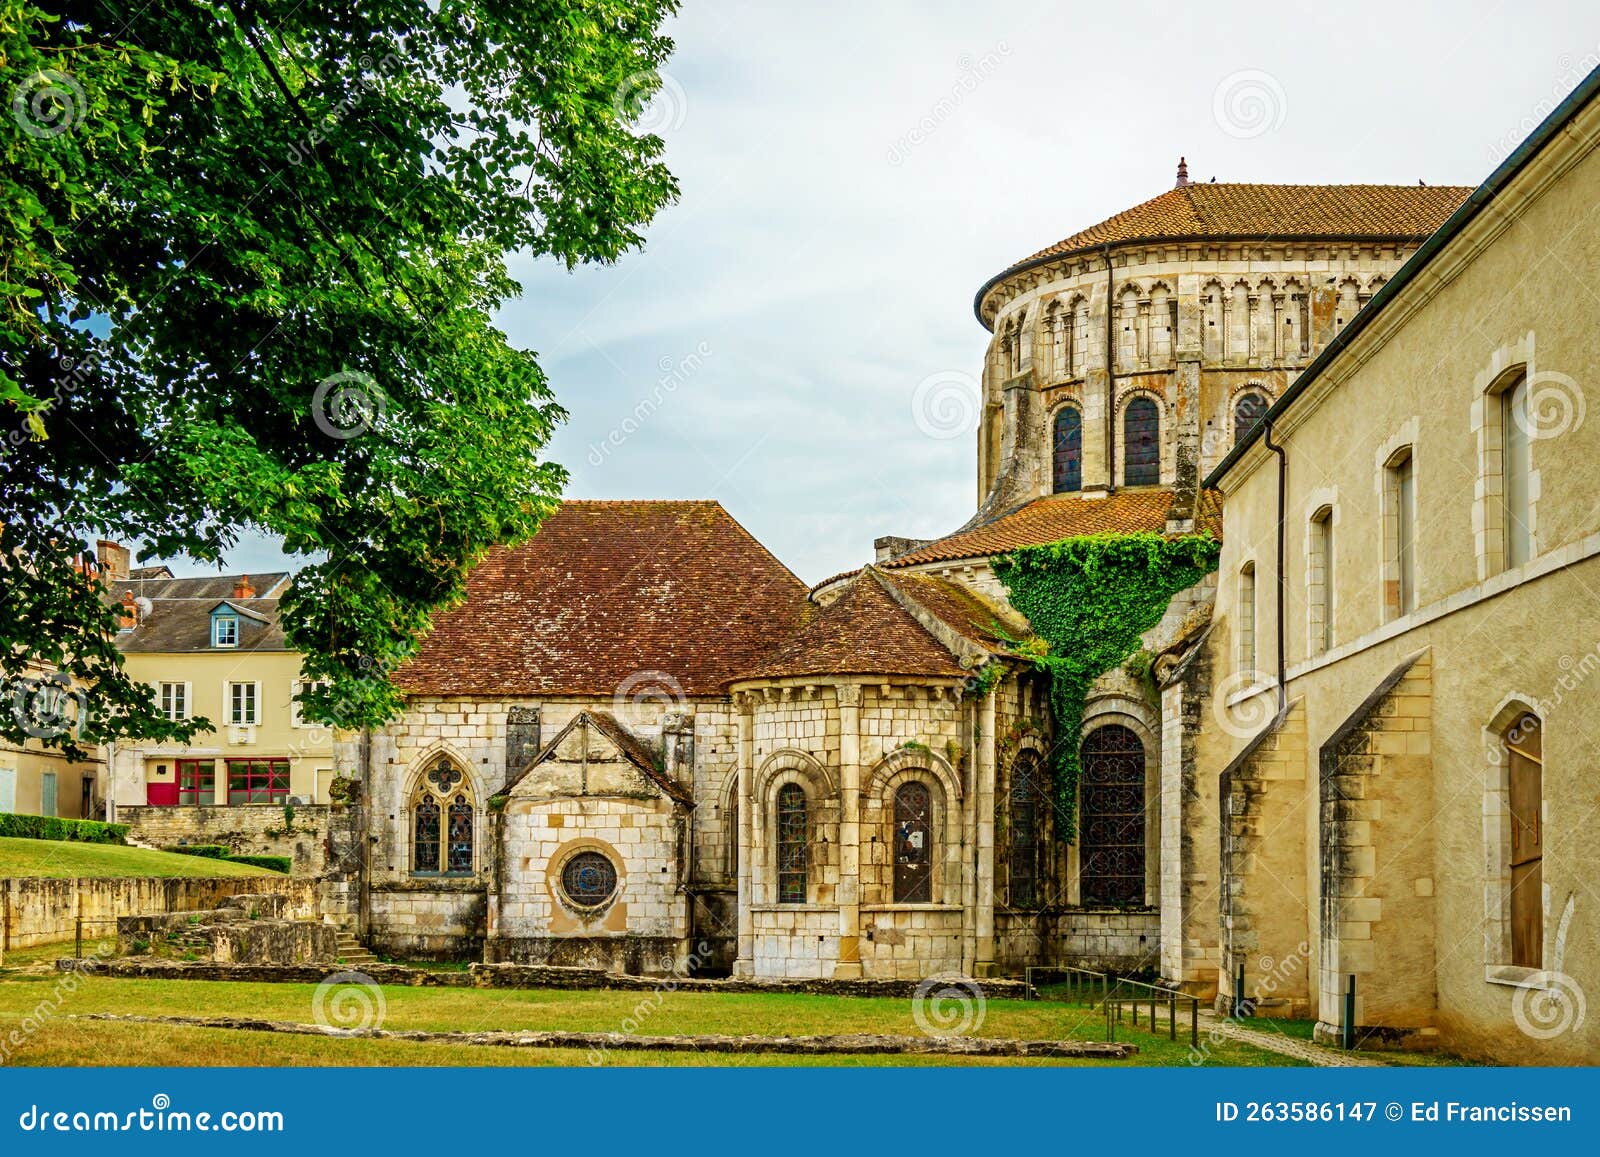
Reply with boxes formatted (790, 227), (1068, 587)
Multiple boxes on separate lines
(212, 613), (239, 648)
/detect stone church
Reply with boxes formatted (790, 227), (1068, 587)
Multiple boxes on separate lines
(345, 78), (1600, 1061)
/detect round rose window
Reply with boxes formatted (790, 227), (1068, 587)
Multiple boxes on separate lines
(560, 851), (618, 907)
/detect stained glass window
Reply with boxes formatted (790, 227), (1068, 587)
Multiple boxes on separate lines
(413, 793), (441, 873)
(561, 851), (618, 907)
(1008, 753), (1045, 908)
(776, 783), (807, 904)
(1123, 397), (1160, 486)
(1052, 407), (1082, 493)
(446, 794), (474, 873)
(1233, 390), (1268, 446)
(893, 781), (933, 903)
(1079, 725), (1146, 905)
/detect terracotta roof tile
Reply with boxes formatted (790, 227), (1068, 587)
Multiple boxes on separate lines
(883, 488), (1221, 569)
(731, 571), (967, 683)
(397, 500), (809, 698)
(876, 570), (1030, 650)
(1008, 183), (1473, 270)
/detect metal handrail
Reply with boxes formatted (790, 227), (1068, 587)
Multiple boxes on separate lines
(1025, 964), (1200, 1047)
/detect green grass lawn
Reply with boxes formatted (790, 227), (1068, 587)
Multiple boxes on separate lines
(0, 972), (1306, 1067)
(0, 837), (280, 879)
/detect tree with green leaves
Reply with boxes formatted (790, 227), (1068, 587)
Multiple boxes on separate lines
(1, 0), (680, 756)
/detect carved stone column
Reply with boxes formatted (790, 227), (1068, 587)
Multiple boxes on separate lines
(973, 689), (998, 976)
(834, 682), (864, 979)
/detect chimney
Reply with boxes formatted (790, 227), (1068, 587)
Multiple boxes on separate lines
(1175, 156), (1189, 188)
(118, 590), (138, 630)
(96, 540), (130, 581)
(232, 576), (255, 600)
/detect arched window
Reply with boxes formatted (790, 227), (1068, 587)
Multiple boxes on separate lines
(1079, 725), (1146, 906)
(1238, 562), (1257, 674)
(1052, 407), (1082, 493)
(1233, 390), (1268, 445)
(1008, 752), (1046, 908)
(893, 781), (933, 902)
(1123, 396), (1160, 485)
(1505, 713), (1543, 968)
(776, 783), (807, 904)
(1384, 448), (1416, 619)
(412, 758), (473, 875)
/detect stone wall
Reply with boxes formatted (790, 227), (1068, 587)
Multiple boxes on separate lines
(119, 803), (352, 877)
(367, 881), (486, 961)
(1052, 908), (1161, 974)
(0, 876), (319, 953)
(118, 896), (337, 965)
(860, 905), (963, 979)
(750, 904), (838, 979)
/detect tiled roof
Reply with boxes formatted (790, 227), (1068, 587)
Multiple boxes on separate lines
(876, 570), (1030, 650)
(115, 596), (288, 653)
(108, 572), (291, 601)
(1007, 183), (1473, 271)
(731, 570), (968, 683)
(883, 488), (1222, 569)
(398, 500), (809, 698)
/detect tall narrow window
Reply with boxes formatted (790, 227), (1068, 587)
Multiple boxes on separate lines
(1048, 302), (1066, 377)
(447, 795), (474, 873)
(1386, 450), (1416, 618)
(1052, 407), (1082, 493)
(1233, 391), (1269, 445)
(1506, 713), (1543, 968)
(1503, 374), (1533, 568)
(893, 781), (933, 902)
(1080, 726), (1146, 906)
(1238, 563), (1257, 675)
(228, 681), (258, 725)
(413, 793), (441, 872)
(1309, 508), (1334, 655)
(776, 783), (807, 904)
(1008, 753), (1045, 908)
(1123, 396), (1160, 485)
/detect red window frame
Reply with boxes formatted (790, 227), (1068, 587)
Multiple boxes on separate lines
(176, 759), (215, 805)
(226, 758), (290, 804)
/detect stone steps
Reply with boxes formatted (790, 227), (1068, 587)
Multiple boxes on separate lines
(334, 933), (378, 967)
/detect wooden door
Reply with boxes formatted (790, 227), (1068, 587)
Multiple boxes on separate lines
(1507, 714), (1543, 968)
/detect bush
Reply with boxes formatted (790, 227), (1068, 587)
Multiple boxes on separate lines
(162, 844), (229, 859)
(224, 854), (291, 874)
(0, 813), (129, 844)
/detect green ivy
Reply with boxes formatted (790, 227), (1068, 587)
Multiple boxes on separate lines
(993, 531), (1220, 841)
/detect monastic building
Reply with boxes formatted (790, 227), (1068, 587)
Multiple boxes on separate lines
(342, 71), (1600, 1064)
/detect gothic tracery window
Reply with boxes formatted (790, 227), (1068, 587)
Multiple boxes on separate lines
(412, 758), (473, 875)
(1079, 725), (1146, 906)
(1052, 406), (1082, 493)
(776, 783), (807, 903)
(1123, 396), (1160, 486)
(893, 781), (933, 903)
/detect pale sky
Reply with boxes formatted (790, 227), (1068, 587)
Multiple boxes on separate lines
(181, 0), (1600, 585)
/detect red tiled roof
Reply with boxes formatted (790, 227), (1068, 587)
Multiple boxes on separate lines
(883, 488), (1222, 569)
(731, 571), (967, 683)
(1004, 183), (1473, 275)
(397, 501), (809, 697)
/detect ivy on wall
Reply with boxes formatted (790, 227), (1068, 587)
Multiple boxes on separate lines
(993, 531), (1220, 841)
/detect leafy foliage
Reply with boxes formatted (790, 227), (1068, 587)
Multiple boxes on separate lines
(993, 532), (1220, 840)
(0, 812), (129, 843)
(1, 0), (680, 751)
